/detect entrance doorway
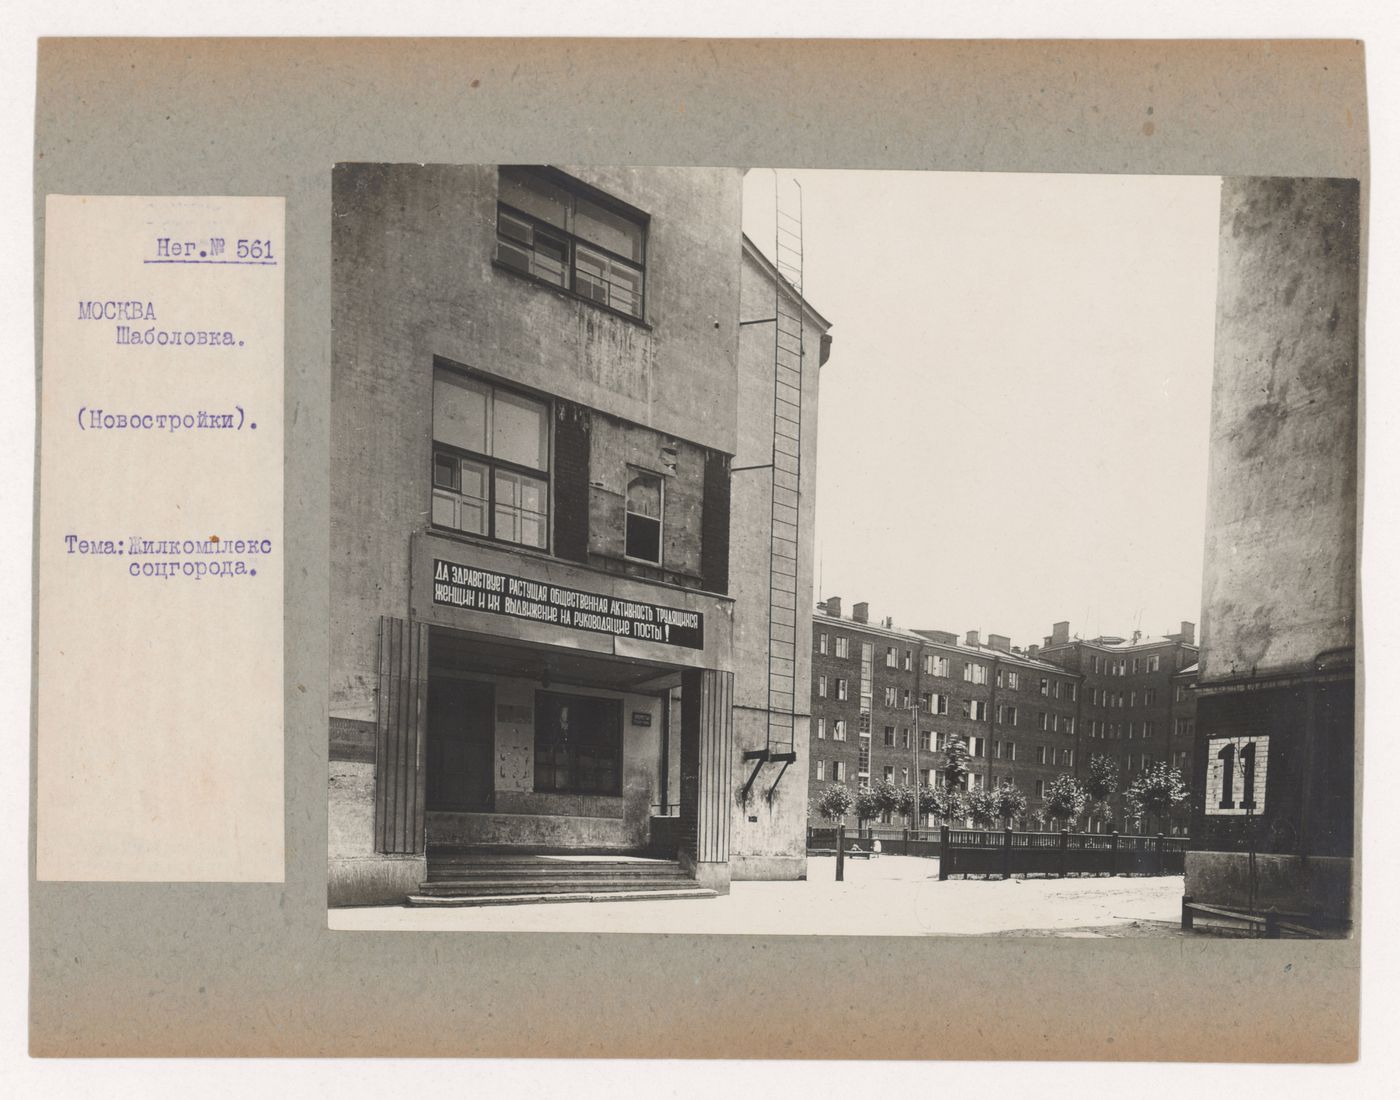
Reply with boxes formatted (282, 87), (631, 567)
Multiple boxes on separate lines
(426, 678), (495, 811)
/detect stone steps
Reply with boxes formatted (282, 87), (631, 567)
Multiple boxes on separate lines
(415, 851), (703, 904)
(406, 887), (718, 908)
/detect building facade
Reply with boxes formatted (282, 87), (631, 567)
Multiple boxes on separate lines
(808, 603), (1198, 831)
(1039, 620), (1200, 829)
(328, 164), (830, 906)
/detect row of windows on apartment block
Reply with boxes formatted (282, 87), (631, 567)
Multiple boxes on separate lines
(816, 671), (1192, 711)
(817, 634), (1178, 683)
(815, 715), (1197, 744)
(814, 729), (1066, 764)
(433, 168), (663, 561)
(814, 750), (1189, 789)
(815, 689), (1072, 731)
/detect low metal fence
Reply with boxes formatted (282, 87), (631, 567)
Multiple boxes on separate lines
(807, 826), (941, 858)
(938, 827), (1187, 879)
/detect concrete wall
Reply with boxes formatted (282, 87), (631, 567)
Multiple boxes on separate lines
(726, 241), (827, 877)
(1200, 177), (1359, 682)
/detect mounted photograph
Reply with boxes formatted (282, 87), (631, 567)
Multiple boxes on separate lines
(326, 164), (1358, 940)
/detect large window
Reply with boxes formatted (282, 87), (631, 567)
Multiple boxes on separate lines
(624, 467), (663, 563)
(533, 692), (622, 795)
(433, 368), (549, 549)
(496, 166), (647, 320)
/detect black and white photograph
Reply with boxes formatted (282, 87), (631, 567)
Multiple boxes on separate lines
(326, 164), (1358, 939)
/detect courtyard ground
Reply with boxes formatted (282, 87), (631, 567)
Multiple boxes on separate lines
(328, 855), (1189, 936)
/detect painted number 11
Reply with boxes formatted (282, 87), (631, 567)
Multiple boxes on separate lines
(1215, 741), (1258, 811)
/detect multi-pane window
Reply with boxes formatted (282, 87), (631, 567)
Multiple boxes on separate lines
(1039, 678), (1049, 696)
(818, 675), (827, 698)
(816, 760), (826, 781)
(968, 700), (987, 721)
(834, 761), (846, 781)
(816, 718), (826, 739)
(1036, 746), (1047, 765)
(883, 725), (896, 747)
(885, 647), (898, 668)
(818, 632), (828, 655)
(433, 368), (549, 549)
(925, 693), (949, 716)
(925, 654), (950, 677)
(835, 636), (849, 659)
(496, 166), (647, 319)
(836, 678), (848, 701)
(833, 720), (847, 741)
(857, 740), (871, 777)
(624, 468), (663, 562)
(920, 730), (933, 751)
(903, 650), (913, 671)
(884, 687), (898, 707)
(964, 662), (988, 685)
(1006, 670), (1020, 690)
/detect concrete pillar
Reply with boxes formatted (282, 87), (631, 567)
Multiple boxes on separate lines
(677, 668), (735, 893)
(1187, 177), (1359, 928)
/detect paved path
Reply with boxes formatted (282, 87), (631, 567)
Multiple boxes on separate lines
(329, 856), (1187, 936)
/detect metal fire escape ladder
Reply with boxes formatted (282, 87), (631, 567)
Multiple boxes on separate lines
(745, 174), (805, 800)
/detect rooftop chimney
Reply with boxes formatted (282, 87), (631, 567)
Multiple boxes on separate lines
(1180, 621), (1196, 645)
(965, 629), (980, 647)
(988, 633), (1012, 654)
(825, 597), (842, 618)
(1028, 644), (1040, 659)
(882, 616), (894, 628)
(1052, 621), (1070, 645)
(852, 601), (869, 624)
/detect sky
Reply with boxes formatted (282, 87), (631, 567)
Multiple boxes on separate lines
(743, 169), (1222, 649)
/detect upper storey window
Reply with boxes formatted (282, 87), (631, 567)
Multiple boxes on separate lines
(496, 166), (647, 320)
(432, 367), (550, 550)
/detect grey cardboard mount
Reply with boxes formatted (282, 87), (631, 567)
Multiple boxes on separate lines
(31, 38), (1365, 1060)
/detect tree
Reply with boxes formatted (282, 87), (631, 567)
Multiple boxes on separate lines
(1042, 773), (1088, 829)
(852, 784), (882, 831)
(927, 784), (969, 826)
(813, 783), (853, 826)
(991, 781), (1028, 827)
(895, 783), (937, 830)
(1087, 796), (1117, 832)
(1123, 763), (1188, 834)
(870, 778), (902, 824)
(940, 734), (971, 793)
(967, 787), (999, 830)
(1085, 753), (1119, 823)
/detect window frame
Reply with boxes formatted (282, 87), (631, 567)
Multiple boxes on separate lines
(622, 465), (665, 565)
(494, 165), (650, 323)
(431, 365), (552, 551)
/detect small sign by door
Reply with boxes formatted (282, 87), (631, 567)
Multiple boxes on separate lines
(631, 711), (653, 727)
(1204, 735), (1270, 815)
